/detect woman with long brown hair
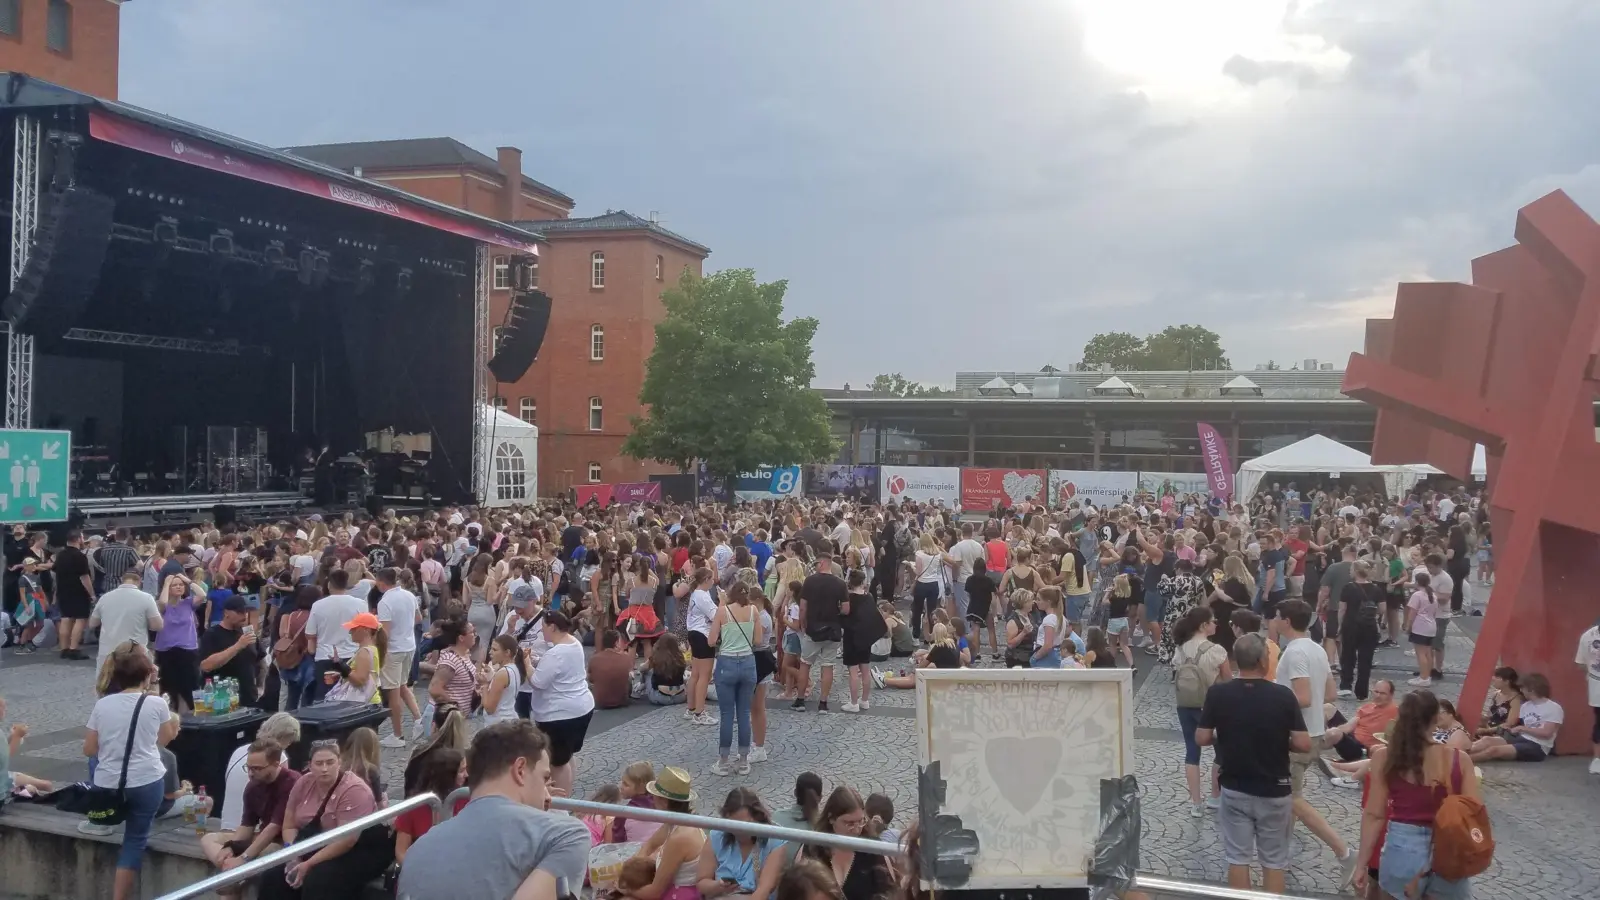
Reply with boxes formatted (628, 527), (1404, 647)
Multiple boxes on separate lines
(463, 554), (496, 663)
(645, 632), (689, 705)
(798, 787), (892, 900)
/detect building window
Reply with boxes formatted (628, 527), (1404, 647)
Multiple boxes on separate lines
(0, 0), (20, 37)
(492, 325), (505, 353)
(519, 397), (536, 424)
(493, 255), (510, 290)
(591, 251), (605, 289)
(528, 257), (539, 289)
(46, 0), (69, 52)
(492, 396), (508, 411)
(494, 441), (529, 501)
(587, 462), (602, 483)
(590, 324), (605, 361)
(588, 397), (603, 431)
(655, 255), (664, 281)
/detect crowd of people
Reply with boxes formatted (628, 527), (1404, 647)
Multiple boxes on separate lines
(0, 474), (1593, 899)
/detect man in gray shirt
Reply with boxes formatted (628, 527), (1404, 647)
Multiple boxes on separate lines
(1317, 542), (1358, 671)
(398, 720), (590, 900)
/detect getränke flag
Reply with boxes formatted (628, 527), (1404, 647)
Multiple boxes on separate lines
(1196, 422), (1234, 501)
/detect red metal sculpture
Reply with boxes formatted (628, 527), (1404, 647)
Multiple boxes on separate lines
(1343, 189), (1600, 754)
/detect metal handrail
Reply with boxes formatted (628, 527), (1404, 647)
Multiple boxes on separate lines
(1133, 875), (1324, 900)
(550, 795), (901, 856)
(153, 792), (440, 900)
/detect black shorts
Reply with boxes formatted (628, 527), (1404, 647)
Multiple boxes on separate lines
(1323, 606), (1341, 635)
(156, 647), (201, 702)
(57, 593), (92, 620)
(1505, 732), (1546, 762)
(1384, 590), (1405, 612)
(842, 635), (873, 667)
(1591, 707), (1600, 745)
(1261, 591), (1287, 623)
(1408, 632), (1433, 646)
(754, 649), (777, 683)
(535, 710), (593, 767)
(687, 630), (715, 660)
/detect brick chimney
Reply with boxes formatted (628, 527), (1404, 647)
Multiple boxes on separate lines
(496, 146), (522, 222)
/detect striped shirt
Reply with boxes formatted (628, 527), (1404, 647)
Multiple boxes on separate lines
(92, 542), (141, 594)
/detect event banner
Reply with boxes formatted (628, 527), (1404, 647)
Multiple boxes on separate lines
(1137, 472), (1211, 499)
(733, 466), (803, 502)
(574, 484), (614, 507)
(1196, 422), (1235, 500)
(807, 465), (881, 501)
(696, 462), (729, 502)
(613, 482), (662, 504)
(880, 466), (961, 504)
(1048, 470), (1139, 510)
(960, 468), (1047, 510)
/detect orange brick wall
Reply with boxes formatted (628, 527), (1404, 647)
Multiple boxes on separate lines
(1, 0), (121, 99)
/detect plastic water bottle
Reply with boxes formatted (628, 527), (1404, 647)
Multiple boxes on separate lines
(193, 786), (210, 834)
(195, 681), (211, 715)
(183, 791), (199, 830)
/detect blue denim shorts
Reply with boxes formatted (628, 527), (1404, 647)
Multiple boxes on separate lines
(1379, 822), (1472, 900)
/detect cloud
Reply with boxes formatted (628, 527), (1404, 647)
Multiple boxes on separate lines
(116, 0), (1600, 387)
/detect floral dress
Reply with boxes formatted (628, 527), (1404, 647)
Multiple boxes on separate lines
(1155, 572), (1209, 665)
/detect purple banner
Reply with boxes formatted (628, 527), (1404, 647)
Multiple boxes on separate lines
(1196, 422), (1234, 501)
(614, 482), (662, 504)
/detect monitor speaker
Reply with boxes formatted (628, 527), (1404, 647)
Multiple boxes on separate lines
(2, 185), (116, 336)
(488, 289), (551, 383)
(212, 504), (239, 529)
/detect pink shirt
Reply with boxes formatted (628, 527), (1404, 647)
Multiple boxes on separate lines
(284, 770), (376, 833)
(1407, 589), (1438, 637)
(1176, 546), (1197, 563)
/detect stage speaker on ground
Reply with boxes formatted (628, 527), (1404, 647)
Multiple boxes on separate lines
(212, 504), (238, 529)
(488, 289), (551, 383)
(2, 185), (116, 336)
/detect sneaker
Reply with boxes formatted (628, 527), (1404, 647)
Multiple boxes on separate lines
(1378, 639), (1397, 648)
(1588, 758), (1600, 775)
(412, 721), (428, 742)
(841, 701), (860, 713)
(684, 708), (697, 720)
(748, 746), (769, 763)
(1407, 677), (1433, 687)
(1336, 689), (1355, 699)
(1190, 802), (1204, 819)
(870, 668), (886, 689)
(380, 735), (407, 750)
(711, 759), (734, 777)
(1337, 848), (1360, 890)
(859, 699), (870, 711)
(737, 759), (752, 776)
(818, 701), (830, 714)
(1431, 669), (1444, 681)
(1330, 776), (1362, 789)
(1470, 609), (1483, 617)
(59, 648), (71, 660)
(78, 821), (117, 836)
(694, 711), (718, 726)
(789, 698), (807, 711)
(1204, 796), (1220, 810)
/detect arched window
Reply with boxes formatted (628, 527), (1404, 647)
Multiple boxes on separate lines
(590, 251), (605, 288)
(588, 397), (602, 431)
(587, 462), (602, 483)
(494, 441), (529, 501)
(590, 324), (605, 361)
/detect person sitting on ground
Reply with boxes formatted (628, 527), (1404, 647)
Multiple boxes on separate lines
(627, 767), (708, 900)
(643, 634), (689, 706)
(219, 713), (302, 833)
(200, 738), (302, 898)
(797, 787), (893, 900)
(785, 771), (824, 827)
(588, 628), (635, 709)
(393, 747), (466, 865)
(1475, 666), (1522, 738)
(0, 696), (53, 804)
(864, 792), (900, 845)
(878, 623), (963, 689)
(697, 787), (789, 899)
(1324, 680), (1400, 766)
(611, 761), (664, 844)
(1470, 671), (1563, 763)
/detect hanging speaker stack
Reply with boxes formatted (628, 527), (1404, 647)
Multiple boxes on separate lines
(488, 288), (551, 383)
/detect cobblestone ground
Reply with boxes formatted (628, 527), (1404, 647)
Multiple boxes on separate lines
(7, 583), (1598, 898)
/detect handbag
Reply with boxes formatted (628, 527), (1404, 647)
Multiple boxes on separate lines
(85, 693), (150, 827)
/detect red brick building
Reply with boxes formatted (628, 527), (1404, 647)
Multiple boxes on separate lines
(284, 138), (710, 493)
(0, 0), (123, 99)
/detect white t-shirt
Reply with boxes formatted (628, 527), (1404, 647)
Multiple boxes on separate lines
(914, 551), (944, 584)
(1577, 626), (1600, 708)
(950, 539), (984, 581)
(1035, 613), (1060, 649)
(1437, 498), (1456, 519)
(1414, 566), (1453, 616)
(1518, 697), (1563, 751)
(1338, 505), (1361, 518)
(307, 592), (368, 661)
(1276, 636), (1330, 737)
(500, 611), (553, 694)
(687, 589), (717, 636)
(91, 586), (161, 669)
(529, 640), (596, 722)
(219, 744), (250, 831)
(289, 554), (317, 581)
(87, 692), (170, 790)
(376, 587), (420, 653)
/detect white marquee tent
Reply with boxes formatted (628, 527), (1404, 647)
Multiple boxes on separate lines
(1235, 434), (1415, 500)
(479, 404), (538, 507)
(1392, 444), (1490, 495)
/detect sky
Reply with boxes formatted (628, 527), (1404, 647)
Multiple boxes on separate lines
(119, 0), (1600, 388)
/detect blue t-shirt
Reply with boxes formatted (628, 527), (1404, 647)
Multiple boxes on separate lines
(709, 831), (787, 892)
(746, 537), (773, 581)
(1257, 548), (1288, 599)
(206, 588), (233, 625)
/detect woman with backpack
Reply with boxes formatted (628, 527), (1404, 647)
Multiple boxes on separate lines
(1352, 690), (1484, 899)
(274, 585), (320, 711)
(1171, 606), (1227, 818)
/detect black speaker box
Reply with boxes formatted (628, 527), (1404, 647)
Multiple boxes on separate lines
(488, 289), (551, 383)
(2, 185), (116, 336)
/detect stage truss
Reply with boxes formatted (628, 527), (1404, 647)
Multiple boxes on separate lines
(7, 114), (40, 429)
(471, 243), (490, 504)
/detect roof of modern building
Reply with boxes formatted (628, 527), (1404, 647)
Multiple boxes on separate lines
(514, 210), (711, 256)
(283, 137), (574, 203)
(951, 367), (1351, 400)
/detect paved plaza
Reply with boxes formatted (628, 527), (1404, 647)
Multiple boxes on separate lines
(5, 590), (1598, 898)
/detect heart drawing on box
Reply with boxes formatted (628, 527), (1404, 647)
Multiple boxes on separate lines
(984, 736), (1062, 814)
(1002, 471), (1043, 505)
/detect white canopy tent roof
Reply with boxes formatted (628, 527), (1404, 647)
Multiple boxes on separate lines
(1391, 444), (1490, 495)
(1235, 434), (1413, 500)
(479, 404), (538, 507)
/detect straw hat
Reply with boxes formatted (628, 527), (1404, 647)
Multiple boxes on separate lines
(645, 766), (696, 804)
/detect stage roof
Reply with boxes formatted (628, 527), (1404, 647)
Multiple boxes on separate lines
(0, 74), (544, 254)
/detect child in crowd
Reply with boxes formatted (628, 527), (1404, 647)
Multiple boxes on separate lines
(616, 857), (657, 897)
(611, 761), (662, 844)
(864, 792), (899, 845)
(584, 784), (622, 845)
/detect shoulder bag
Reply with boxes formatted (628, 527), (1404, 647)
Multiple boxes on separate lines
(85, 693), (150, 827)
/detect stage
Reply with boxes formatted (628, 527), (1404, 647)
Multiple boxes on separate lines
(0, 74), (543, 524)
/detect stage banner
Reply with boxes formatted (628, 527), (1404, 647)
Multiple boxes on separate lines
(880, 466), (961, 504)
(960, 468), (1047, 510)
(1137, 472), (1211, 499)
(574, 484), (614, 507)
(696, 462), (729, 502)
(1196, 422), (1235, 501)
(1048, 470), (1139, 510)
(733, 466), (803, 502)
(807, 465), (880, 501)
(614, 482), (662, 504)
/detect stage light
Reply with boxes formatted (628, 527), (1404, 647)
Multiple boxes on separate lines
(355, 259), (375, 294)
(264, 240), (286, 268)
(153, 217), (178, 246)
(210, 230), (235, 256)
(397, 267), (413, 294)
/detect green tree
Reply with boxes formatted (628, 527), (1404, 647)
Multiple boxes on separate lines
(1080, 331), (1147, 370)
(623, 269), (835, 478)
(869, 373), (948, 396)
(1141, 325), (1230, 370)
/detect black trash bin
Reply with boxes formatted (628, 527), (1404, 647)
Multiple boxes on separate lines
(288, 701), (391, 770)
(171, 707), (271, 814)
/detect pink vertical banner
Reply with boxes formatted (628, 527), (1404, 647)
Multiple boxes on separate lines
(1196, 422), (1234, 500)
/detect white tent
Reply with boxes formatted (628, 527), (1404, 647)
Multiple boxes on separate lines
(1235, 434), (1412, 500)
(1393, 444), (1490, 495)
(479, 405), (538, 507)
